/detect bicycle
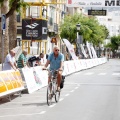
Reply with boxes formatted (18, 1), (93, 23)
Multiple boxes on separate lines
(45, 69), (61, 106)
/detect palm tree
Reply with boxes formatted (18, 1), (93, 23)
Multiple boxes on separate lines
(9, 11), (17, 50)
(0, 0), (9, 63)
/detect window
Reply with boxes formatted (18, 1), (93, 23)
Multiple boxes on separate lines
(17, 14), (20, 22)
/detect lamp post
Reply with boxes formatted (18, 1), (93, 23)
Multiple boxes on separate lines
(76, 23), (81, 55)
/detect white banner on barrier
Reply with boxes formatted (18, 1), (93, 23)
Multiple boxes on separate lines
(22, 66), (48, 94)
(33, 66), (48, 88)
(22, 67), (38, 94)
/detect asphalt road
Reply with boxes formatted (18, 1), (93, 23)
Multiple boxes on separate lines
(0, 59), (120, 120)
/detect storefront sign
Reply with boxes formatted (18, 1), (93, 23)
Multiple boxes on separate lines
(67, 0), (120, 7)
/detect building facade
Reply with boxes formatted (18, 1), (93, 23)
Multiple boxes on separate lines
(16, 0), (67, 55)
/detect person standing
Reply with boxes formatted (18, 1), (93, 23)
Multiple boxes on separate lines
(3, 49), (17, 71)
(39, 53), (47, 66)
(17, 50), (28, 68)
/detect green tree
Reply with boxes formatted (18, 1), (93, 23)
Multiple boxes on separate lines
(60, 13), (109, 46)
(0, 0), (28, 63)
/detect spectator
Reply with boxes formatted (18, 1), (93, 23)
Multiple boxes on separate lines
(3, 49), (17, 71)
(28, 53), (47, 67)
(28, 55), (41, 67)
(17, 50), (28, 68)
(40, 53), (47, 66)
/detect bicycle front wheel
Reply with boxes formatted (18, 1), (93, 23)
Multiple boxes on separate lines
(55, 91), (60, 103)
(47, 83), (52, 106)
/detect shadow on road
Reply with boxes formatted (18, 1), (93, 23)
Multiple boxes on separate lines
(0, 94), (20, 104)
(22, 102), (47, 107)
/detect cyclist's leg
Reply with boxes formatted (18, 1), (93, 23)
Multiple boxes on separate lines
(57, 71), (62, 90)
(48, 71), (51, 84)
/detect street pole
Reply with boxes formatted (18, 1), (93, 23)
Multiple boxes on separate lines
(76, 31), (79, 54)
(1, 31), (4, 70)
(1, 14), (6, 70)
(76, 23), (80, 56)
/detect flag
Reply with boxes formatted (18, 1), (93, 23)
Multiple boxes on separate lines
(63, 39), (78, 60)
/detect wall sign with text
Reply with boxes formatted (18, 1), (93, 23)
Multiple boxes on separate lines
(88, 10), (107, 16)
(22, 19), (47, 40)
(67, 0), (120, 7)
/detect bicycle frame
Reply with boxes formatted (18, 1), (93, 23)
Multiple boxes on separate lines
(47, 70), (60, 106)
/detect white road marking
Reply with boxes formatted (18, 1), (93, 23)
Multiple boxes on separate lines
(112, 73), (120, 75)
(0, 106), (38, 110)
(84, 72), (94, 75)
(65, 94), (70, 96)
(0, 112), (46, 118)
(70, 90), (75, 92)
(75, 87), (79, 89)
(59, 98), (64, 101)
(40, 111), (46, 114)
(49, 104), (56, 108)
(98, 73), (106, 75)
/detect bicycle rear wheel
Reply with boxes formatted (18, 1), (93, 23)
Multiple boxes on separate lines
(47, 83), (52, 106)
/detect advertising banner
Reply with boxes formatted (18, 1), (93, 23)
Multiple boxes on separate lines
(86, 42), (93, 59)
(22, 19), (47, 40)
(63, 39), (78, 60)
(22, 66), (48, 94)
(0, 70), (24, 97)
(67, 0), (120, 7)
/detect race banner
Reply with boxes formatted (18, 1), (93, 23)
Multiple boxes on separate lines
(91, 46), (98, 58)
(22, 66), (48, 94)
(0, 70), (24, 97)
(67, 0), (120, 7)
(63, 39), (78, 60)
(86, 42), (93, 59)
(80, 44), (88, 58)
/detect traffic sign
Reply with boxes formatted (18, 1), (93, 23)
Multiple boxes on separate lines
(1, 14), (6, 30)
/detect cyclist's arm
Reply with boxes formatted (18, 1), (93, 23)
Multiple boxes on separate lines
(44, 60), (50, 68)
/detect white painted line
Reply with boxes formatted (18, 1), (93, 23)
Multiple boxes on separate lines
(84, 72), (94, 75)
(40, 111), (46, 114)
(9, 100), (45, 104)
(49, 104), (56, 108)
(65, 83), (80, 85)
(70, 90), (74, 92)
(0, 106), (38, 110)
(98, 73), (106, 75)
(75, 87), (79, 89)
(59, 98), (64, 101)
(0, 112), (45, 118)
(65, 94), (70, 96)
(112, 73), (120, 75)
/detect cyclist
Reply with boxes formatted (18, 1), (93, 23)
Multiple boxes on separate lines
(43, 45), (64, 91)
